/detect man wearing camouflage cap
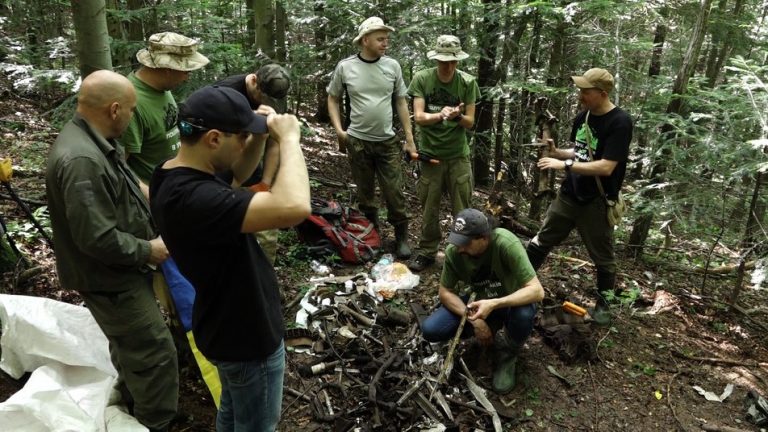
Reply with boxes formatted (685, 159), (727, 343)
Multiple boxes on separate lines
(526, 67), (633, 326)
(215, 64), (292, 264)
(122, 32), (209, 195)
(327, 16), (417, 260)
(407, 35), (480, 272)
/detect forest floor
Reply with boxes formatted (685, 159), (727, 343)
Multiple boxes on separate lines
(1, 71), (768, 432)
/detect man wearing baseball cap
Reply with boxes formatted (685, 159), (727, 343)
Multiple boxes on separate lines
(327, 16), (416, 260)
(407, 35), (480, 272)
(420, 208), (544, 394)
(527, 67), (633, 326)
(149, 86), (310, 431)
(215, 63), (292, 264)
(122, 32), (209, 196)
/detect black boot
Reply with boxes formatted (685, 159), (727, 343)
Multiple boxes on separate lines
(591, 270), (617, 326)
(525, 242), (549, 271)
(364, 211), (380, 230)
(393, 223), (412, 260)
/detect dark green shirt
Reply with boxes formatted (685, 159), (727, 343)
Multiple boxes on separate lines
(441, 228), (536, 300)
(46, 114), (153, 293)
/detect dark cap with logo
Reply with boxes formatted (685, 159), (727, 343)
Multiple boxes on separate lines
(179, 86), (267, 135)
(447, 208), (491, 246)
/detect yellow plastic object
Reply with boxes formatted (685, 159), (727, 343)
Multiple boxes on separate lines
(0, 158), (12, 182)
(187, 331), (222, 407)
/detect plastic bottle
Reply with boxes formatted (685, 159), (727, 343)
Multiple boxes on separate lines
(371, 253), (393, 280)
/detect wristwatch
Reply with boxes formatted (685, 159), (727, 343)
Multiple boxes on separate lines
(564, 159), (574, 171)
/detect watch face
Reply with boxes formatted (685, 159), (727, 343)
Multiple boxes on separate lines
(566, 159), (573, 167)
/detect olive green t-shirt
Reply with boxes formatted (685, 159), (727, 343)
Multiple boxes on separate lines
(441, 228), (536, 300)
(122, 72), (180, 183)
(407, 67), (480, 160)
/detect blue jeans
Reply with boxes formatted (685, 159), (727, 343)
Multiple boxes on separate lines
(213, 341), (285, 432)
(422, 297), (536, 347)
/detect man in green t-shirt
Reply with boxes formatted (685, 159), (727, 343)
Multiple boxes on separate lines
(121, 32), (209, 196)
(407, 35), (480, 272)
(421, 208), (544, 393)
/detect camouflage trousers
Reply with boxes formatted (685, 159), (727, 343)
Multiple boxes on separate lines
(415, 154), (473, 257)
(254, 229), (279, 266)
(346, 134), (408, 226)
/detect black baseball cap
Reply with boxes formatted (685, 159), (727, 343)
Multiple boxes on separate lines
(447, 208), (491, 246)
(179, 86), (268, 134)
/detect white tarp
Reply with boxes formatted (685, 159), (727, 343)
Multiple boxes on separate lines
(0, 294), (146, 431)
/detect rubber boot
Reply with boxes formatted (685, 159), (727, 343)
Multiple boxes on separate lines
(492, 335), (519, 394)
(591, 270), (616, 327)
(525, 242), (549, 271)
(364, 211), (380, 230)
(393, 223), (412, 260)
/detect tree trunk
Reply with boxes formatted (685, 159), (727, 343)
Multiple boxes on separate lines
(253, 0), (275, 58)
(731, 169), (764, 303)
(629, 0), (713, 258)
(275, 0), (287, 62)
(473, 0), (503, 187)
(71, 0), (113, 78)
(313, 1), (329, 122)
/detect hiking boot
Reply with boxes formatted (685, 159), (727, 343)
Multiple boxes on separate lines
(492, 350), (518, 394)
(363, 211), (380, 230)
(393, 223), (412, 260)
(407, 254), (434, 272)
(589, 292), (612, 327)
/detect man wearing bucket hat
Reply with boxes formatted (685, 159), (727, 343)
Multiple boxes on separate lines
(122, 32), (209, 195)
(327, 16), (416, 260)
(407, 35), (480, 272)
(526, 67), (633, 326)
(150, 86), (310, 431)
(215, 64), (292, 264)
(420, 208), (544, 393)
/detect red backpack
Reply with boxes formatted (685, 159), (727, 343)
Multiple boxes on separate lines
(296, 198), (381, 264)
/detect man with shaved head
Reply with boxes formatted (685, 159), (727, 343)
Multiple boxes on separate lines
(46, 69), (178, 432)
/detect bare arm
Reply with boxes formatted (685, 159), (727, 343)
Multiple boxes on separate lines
(395, 96), (416, 155)
(327, 95), (348, 152)
(537, 157), (618, 177)
(413, 97), (444, 126)
(438, 284), (493, 346)
(230, 133), (267, 187)
(241, 114), (311, 232)
(259, 138), (280, 187)
(467, 276), (545, 321)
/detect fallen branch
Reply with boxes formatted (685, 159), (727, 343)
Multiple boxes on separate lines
(672, 350), (768, 368)
(432, 292), (476, 399)
(701, 423), (754, 432)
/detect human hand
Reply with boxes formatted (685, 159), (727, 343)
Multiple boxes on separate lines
(255, 105), (277, 117)
(471, 318), (493, 346)
(537, 157), (565, 170)
(446, 103), (465, 120)
(148, 236), (169, 265)
(266, 114), (300, 144)
(336, 130), (348, 153)
(467, 298), (496, 321)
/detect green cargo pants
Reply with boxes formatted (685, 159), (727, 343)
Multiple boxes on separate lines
(80, 279), (179, 432)
(415, 154), (473, 257)
(528, 191), (616, 273)
(346, 134), (409, 226)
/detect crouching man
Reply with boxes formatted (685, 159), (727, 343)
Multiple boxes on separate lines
(149, 86), (310, 431)
(421, 208), (544, 393)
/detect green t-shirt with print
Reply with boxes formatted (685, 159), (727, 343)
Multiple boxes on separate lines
(407, 67), (480, 160)
(441, 228), (536, 300)
(121, 72), (180, 183)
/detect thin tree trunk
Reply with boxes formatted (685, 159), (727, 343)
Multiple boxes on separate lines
(275, 0), (287, 62)
(731, 170), (764, 303)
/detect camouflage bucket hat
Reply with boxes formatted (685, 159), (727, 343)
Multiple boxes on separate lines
(352, 16), (395, 44)
(136, 32), (210, 72)
(427, 35), (469, 61)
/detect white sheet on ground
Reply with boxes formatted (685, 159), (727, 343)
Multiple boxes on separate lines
(0, 294), (146, 431)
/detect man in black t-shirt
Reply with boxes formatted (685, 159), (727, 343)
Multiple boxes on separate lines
(215, 64), (292, 264)
(526, 68), (633, 326)
(149, 86), (310, 431)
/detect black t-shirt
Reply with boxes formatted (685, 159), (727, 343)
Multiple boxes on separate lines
(562, 107), (633, 202)
(149, 166), (283, 361)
